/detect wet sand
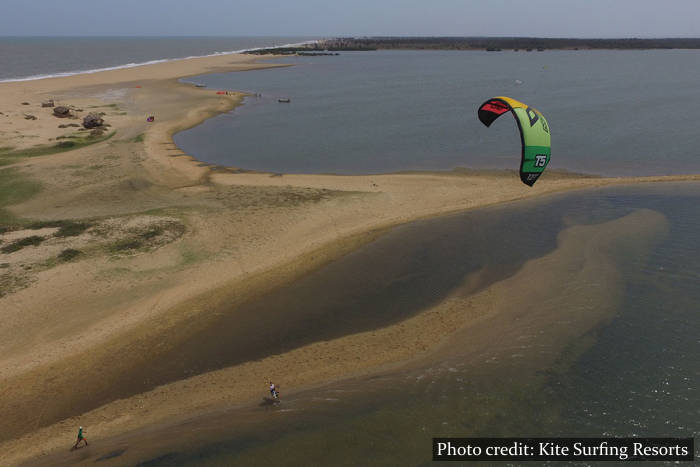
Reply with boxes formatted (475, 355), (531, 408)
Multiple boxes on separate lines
(0, 51), (698, 465)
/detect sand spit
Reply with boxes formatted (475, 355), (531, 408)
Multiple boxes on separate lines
(0, 52), (698, 465)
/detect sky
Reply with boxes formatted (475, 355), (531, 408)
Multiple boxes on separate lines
(1, 0), (699, 38)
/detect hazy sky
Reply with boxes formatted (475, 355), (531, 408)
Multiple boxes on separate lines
(2, 0), (699, 37)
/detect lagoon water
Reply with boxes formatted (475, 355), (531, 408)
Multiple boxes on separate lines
(174, 50), (700, 177)
(92, 183), (699, 467)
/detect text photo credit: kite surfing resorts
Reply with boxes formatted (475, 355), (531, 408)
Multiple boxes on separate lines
(0, 2), (699, 466)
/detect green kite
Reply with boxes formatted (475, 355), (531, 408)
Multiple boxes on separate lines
(477, 96), (551, 186)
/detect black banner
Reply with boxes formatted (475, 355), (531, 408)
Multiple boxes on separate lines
(432, 438), (694, 462)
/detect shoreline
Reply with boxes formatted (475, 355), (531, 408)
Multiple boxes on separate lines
(0, 39), (319, 83)
(1, 51), (699, 465)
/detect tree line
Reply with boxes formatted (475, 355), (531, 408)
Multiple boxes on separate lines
(319, 37), (700, 51)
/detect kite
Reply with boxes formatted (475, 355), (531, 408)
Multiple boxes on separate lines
(477, 96), (551, 186)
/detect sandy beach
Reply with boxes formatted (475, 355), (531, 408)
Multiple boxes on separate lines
(0, 51), (698, 465)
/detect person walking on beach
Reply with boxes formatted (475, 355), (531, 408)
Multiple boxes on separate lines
(269, 381), (278, 399)
(72, 426), (88, 449)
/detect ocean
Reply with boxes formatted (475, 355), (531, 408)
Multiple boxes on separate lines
(174, 49), (700, 177)
(0, 36), (317, 82)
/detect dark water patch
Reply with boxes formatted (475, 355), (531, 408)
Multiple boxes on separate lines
(122, 191), (583, 388)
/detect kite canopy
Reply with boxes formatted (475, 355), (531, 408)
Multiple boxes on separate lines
(477, 96), (551, 186)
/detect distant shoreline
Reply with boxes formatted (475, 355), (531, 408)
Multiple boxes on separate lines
(313, 37), (700, 51)
(0, 39), (318, 83)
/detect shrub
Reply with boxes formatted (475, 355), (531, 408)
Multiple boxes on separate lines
(1, 235), (44, 253)
(58, 248), (82, 262)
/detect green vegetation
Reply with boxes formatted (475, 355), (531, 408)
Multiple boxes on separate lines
(0, 132), (115, 167)
(57, 248), (82, 262)
(29, 220), (93, 237)
(109, 227), (163, 253)
(0, 167), (42, 226)
(1, 235), (44, 253)
(131, 133), (145, 143)
(179, 246), (202, 265)
(109, 238), (143, 253)
(27, 219), (92, 237)
(140, 225), (165, 240)
(107, 220), (185, 255)
(0, 271), (30, 298)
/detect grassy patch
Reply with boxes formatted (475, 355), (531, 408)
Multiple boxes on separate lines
(109, 238), (143, 253)
(0, 167), (43, 227)
(26, 219), (65, 229)
(1, 235), (44, 253)
(107, 220), (185, 255)
(57, 248), (82, 262)
(0, 271), (31, 297)
(140, 225), (165, 240)
(56, 221), (91, 237)
(0, 168), (42, 207)
(131, 133), (145, 143)
(0, 132), (115, 167)
(26, 219), (92, 237)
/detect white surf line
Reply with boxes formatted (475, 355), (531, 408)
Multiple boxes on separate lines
(0, 40), (321, 83)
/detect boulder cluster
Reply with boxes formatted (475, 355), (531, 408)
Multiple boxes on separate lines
(32, 101), (111, 136)
(82, 112), (104, 129)
(53, 106), (71, 118)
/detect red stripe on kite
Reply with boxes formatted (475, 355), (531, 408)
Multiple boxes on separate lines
(481, 101), (510, 115)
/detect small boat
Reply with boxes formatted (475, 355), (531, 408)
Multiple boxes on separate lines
(278, 98), (291, 103)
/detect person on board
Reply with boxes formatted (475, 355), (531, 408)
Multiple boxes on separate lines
(73, 426), (88, 449)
